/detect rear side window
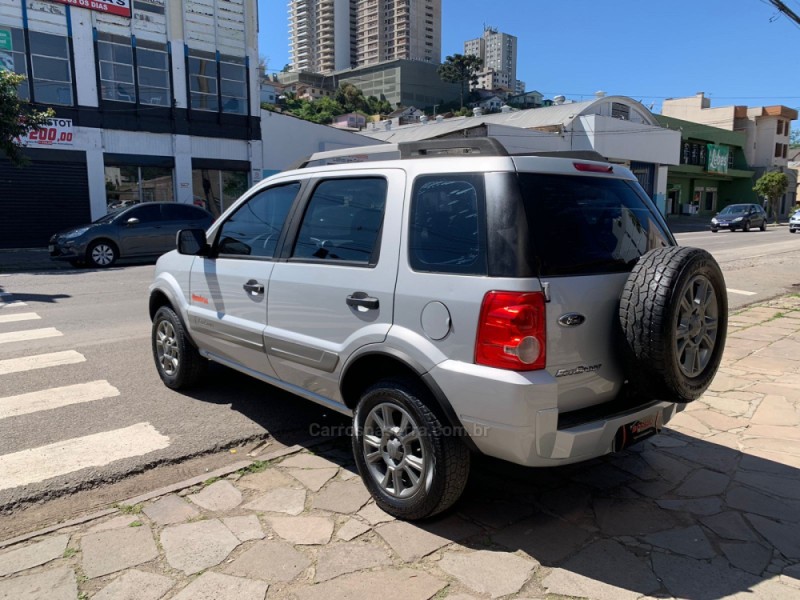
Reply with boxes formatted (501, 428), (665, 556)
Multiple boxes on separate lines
(216, 183), (299, 258)
(517, 174), (670, 276)
(292, 177), (387, 264)
(409, 174), (487, 274)
(162, 204), (209, 221)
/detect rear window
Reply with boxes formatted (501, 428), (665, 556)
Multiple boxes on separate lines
(517, 173), (670, 276)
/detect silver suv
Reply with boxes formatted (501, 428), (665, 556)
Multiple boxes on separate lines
(149, 139), (727, 520)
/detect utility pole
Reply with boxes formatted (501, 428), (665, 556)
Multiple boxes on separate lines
(767, 0), (800, 26)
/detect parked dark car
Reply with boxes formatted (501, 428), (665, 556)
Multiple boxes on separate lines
(49, 202), (214, 268)
(710, 203), (767, 232)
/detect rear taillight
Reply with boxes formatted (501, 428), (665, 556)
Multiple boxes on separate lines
(475, 291), (547, 371)
(573, 162), (613, 173)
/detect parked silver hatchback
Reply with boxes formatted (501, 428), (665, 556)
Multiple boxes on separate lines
(149, 139), (728, 520)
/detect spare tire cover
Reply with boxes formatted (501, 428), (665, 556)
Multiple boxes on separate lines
(619, 246), (728, 403)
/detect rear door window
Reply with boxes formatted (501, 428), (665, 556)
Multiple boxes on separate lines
(517, 173), (670, 276)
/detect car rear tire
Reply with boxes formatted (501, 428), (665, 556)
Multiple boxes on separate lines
(87, 240), (118, 268)
(791, 228), (797, 233)
(352, 378), (470, 520)
(743, 221), (751, 232)
(619, 247), (727, 403)
(711, 228), (718, 233)
(152, 306), (207, 389)
(760, 221), (767, 231)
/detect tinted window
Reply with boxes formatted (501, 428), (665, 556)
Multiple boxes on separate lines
(409, 174), (486, 274)
(293, 178), (386, 264)
(123, 204), (162, 223)
(217, 183), (299, 258)
(517, 174), (670, 276)
(163, 204), (209, 221)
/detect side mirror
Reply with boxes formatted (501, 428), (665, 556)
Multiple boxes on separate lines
(177, 228), (209, 256)
(126, 217), (140, 226)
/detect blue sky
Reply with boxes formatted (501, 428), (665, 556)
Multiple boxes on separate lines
(258, 0), (800, 114)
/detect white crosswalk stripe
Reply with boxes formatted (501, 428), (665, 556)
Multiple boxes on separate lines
(0, 327), (62, 345)
(0, 423), (170, 491)
(0, 350), (85, 375)
(0, 381), (120, 420)
(0, 312), (41, 324)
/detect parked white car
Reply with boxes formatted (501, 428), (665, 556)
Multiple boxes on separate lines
(789, 209), (800, 233)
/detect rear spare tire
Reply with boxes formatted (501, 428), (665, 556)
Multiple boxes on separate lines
(619, 246), (727, 403)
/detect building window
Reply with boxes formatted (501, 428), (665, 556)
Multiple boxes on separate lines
(775, 143), (783, 158)
(777, 120), (784, 135)
(783, 144), (788, 159)
(220, 55), (247, 114)
(105, 165), (174, 209)
(188, 49), (218, 112)
(192, 169), (249, 218)
(29, 31), (73, 106)
(1, 28), (29, 100)
(133, 0), (165, 14)
(137, 40), (170, 106)
(98, 34), (135, 103)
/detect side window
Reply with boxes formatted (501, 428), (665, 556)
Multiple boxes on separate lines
(216, 183), (299, 258)
(125, 204), (162, 223)
(292, 178), (387, 264)
(409, 174), (486, 274)
(163, 204), (207, 221)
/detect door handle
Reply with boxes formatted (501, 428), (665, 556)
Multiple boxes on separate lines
(243, 279), (264, 295)
(346, 292), (379, 310)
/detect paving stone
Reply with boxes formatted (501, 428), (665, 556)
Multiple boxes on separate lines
(93, 569), (175, 600)
(638, 450), (692, 483)
(538, 484), (594, 522)
(376, 516), (481, 562)
(727, 578), (800, 600)
(721, 542), (773, 575)
(81, 525), (158, 579)
(170, 572), (268, 600)
(745, 514), (800, 559)
(701, 512), (760, 542)
(670, 411), (712, 435)
(743, 424), (800, 442)
(280, 453), (340, 470)
(726, 486), (798, 522)
(0, 566), (76, 600)
(293, 568), (445, 600)
(742, 436), (800, 456)
(315, 539), (392, 582)
(739, 453), (800, 476)
(88, 516), (140, 532)
(336, 518), (371, 541)
(238, 468), (299, 492)
(268, 515), (334, 545)
(656, 497), (723, 516)
(664, 444), (741, 473)
(751, 395), (800, 426)
(568, 463), (635, 490)
(689, 410), (750, 432)
(643, 525), (716, 559)
(223, 515), (265, 542)
(628, 478), (678, 499)
(312, 480), (371, 514)
(735, 470), (800, 501)
(543, 540), (660, 600)
(736, 355), (800, 374)
(781, 564), (800, 588)
(651, 552), (758, 599)
(142, 494), (200, 525)
(160, 519), (241, 575)
(439, 549), (536, 598)
(225, 540), (310, 583)
(710, 396), (755, 416)
(287, 467), (338, 492)
(612, 454), (661, 481)
(243, 487), (306, 515)
(357, 502), (395, 525)
(339, 468), (359, 480)
(674, 469), (731, 497)
(492, 514), (591, 563)
(188, 480), (243, 512)
(594, 497), (682, 536)
(0, 534), (68, 577)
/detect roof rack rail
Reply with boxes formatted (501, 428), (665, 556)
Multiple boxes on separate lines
(293, 137), (509, 169)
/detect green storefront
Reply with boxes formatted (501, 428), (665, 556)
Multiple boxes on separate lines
(656, 115), (756, 216)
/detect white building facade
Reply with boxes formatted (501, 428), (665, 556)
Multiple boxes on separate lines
(464, 26), (520, 94)
(1, 0), (262, 248)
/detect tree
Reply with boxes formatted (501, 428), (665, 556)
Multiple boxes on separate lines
(334, 83), (368, 113)
(437, 53), (483, 109)
(753, 171), (789, 223)
(1, 71), (54, 166)
(790, 128), (800, 148)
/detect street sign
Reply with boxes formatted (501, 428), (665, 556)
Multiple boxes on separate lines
(49, 0), (132, 18)
(0, 29), (12, 52)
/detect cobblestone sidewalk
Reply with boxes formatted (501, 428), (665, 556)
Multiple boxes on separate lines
(2, 295), (800, 599)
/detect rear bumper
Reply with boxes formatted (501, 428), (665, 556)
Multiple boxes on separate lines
(429, 359), (680, 467)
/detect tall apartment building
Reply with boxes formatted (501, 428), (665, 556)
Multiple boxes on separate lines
(0, 0), (262, 248)
(288, 0), (441, 74)
(464, 26), (519, 93)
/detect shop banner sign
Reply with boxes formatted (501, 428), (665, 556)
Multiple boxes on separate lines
(0, 29), (11, 51)
(49, 0), (131, 18)
(19, 118), (74, 146)
(707, 144), (729, 174)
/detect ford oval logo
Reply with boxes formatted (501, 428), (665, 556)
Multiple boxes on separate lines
(558, 313), (586, 327)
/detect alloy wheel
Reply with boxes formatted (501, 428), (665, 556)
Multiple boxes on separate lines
(675, 274), (719, 378)
(155, 319), (180, 376)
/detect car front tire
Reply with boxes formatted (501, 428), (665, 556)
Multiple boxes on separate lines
(352, 378), (470, 520)
(87, 240), (119, 268)
(743, 221), (751, 232)
(760, 220), (767, 231)
(151, 306), (207, 389)
(620, 247), (728, 403)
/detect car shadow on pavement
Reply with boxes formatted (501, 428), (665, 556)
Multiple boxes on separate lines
(181, 367), (799, 598)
